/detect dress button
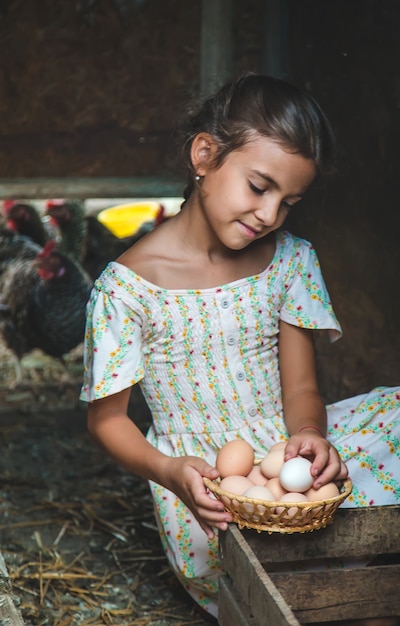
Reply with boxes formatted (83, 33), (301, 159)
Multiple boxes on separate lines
(221, 299), (230, 309)
(236, 371), (245, 381)
(227, 335), (236, 346)
(248, 406), (257, 417)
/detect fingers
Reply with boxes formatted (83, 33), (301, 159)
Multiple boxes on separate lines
(283, 439), (300, 461)
(179, 461), (233, 535)
(311, 447), (348, 488)
(199, 519), (229, 539)
(285, 433), (347, 488)
(196, 497), (232, 537)
(201, 463), (220, 480)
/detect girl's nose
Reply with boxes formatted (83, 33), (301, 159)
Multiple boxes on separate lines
(254, 199), (281, 226)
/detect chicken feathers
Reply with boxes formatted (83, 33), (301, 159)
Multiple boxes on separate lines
(0, 231), (92, 381)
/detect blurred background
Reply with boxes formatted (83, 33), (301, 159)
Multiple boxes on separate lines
(0, 0), (399, 401)
(0, 3), (399, 624)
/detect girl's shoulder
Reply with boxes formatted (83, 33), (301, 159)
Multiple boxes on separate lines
(116, 218), (184, 287)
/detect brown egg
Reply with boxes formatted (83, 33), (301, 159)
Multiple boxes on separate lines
(268, 441), (287, 453)
(219, 475), (254, 494)
(260, 449), (285, 478)
(242, 485), (276, 516)
(219, 475), (254, 506)
(267, 476), (288, 500)
(306, 482), (340, 501)
(243, 485), (275, 501)
(247, 465), (268, 486)
(216, 439), (255, 479)
(275, 492), (308, 516)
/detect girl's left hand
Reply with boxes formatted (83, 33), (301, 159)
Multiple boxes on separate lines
(162, 455), (233, 538)
(283, 431), (348, 489)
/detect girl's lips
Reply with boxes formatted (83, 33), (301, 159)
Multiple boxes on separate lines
(238, 220), (261, 239)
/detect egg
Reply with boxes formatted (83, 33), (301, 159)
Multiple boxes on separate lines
(216, 439), (255, 478)
(275, 492), (308, 516)
(243, 485), (275, 501)
(242, 485), (276, 517)
(306, 482), (340, 501)
(246, 465), (268, 486)
(219, 475), (255, 507)
(267, 476), (288, 500)
(279, 456), (313, 492)
(268, 441), (287, 453)
(260, 449), (285, 478)
(219, 475), (255, 495)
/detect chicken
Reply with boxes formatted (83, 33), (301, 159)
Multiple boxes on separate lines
(83, 212), (159, 278)
(44, 199), (87, 262)
(2, 200), (53, 247)
(45, 198), (166, 279)
(0, 230), (92, 382)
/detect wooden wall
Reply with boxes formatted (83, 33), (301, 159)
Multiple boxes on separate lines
(0, 0), (399, 401)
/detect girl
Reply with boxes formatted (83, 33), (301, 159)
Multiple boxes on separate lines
(80, 74), (400, 624)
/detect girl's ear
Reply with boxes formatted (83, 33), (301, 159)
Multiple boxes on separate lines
(190, 132), (217, 177)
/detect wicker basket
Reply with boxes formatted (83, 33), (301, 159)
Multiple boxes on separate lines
(204, 476), (352, 534)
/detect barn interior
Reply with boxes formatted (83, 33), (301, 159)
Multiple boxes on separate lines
(0, 1), (399, 624)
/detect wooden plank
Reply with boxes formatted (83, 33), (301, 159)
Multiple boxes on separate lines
(262, 0), (289, 79)
(271, 564), (400, 623)
(239, 506), (400, 564)
(219, 524), (300, 626)
(200, 0), (233, 98)
(0, 177), (183, 199)
(219, 575), (259, 626)
(220, 508), (400, 623)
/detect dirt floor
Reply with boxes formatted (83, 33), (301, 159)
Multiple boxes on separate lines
(0, 341), (213, 626)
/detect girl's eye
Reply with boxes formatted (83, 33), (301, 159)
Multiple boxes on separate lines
(282, 198), (301, 210)
(249, 182), (266, 195)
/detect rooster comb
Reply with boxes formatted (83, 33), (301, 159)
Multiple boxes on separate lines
(37, 240), (57, 258)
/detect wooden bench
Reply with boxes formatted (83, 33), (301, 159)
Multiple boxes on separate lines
(218, 505), (400, 625)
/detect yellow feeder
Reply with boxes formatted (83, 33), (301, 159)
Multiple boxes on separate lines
(97, 201), (162, 238)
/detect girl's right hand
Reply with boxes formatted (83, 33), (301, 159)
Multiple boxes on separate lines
(162, 455), (233, 538)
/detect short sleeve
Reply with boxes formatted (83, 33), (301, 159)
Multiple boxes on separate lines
(280, 238), (342, 342)
(80, 283), (144, 402)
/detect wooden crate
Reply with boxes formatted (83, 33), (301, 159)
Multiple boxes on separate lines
(218, 505), (400, 625)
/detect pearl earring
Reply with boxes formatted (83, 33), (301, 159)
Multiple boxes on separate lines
(195, 175), (201, 181)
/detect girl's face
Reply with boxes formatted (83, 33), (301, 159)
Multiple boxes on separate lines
(193, 132), (317, 250)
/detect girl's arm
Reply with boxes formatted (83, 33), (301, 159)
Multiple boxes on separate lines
(278, 320), (348, 487)
(87, 389), (232, 537)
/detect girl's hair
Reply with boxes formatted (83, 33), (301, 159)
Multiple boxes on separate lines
(179, 73), (336, 202)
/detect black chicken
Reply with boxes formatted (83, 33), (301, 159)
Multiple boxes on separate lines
(45, 199), (166, 279)
(0, 230), (92, 382)
(2, 200), (57, 246)
(44, 199), (87, 262)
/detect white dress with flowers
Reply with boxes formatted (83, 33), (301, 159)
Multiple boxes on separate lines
(80, 230), (400, 618)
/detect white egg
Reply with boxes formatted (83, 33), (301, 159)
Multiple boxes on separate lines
(279, 456), (313, 493)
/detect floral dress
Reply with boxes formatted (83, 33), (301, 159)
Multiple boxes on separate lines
(80, 230), (400, 618)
